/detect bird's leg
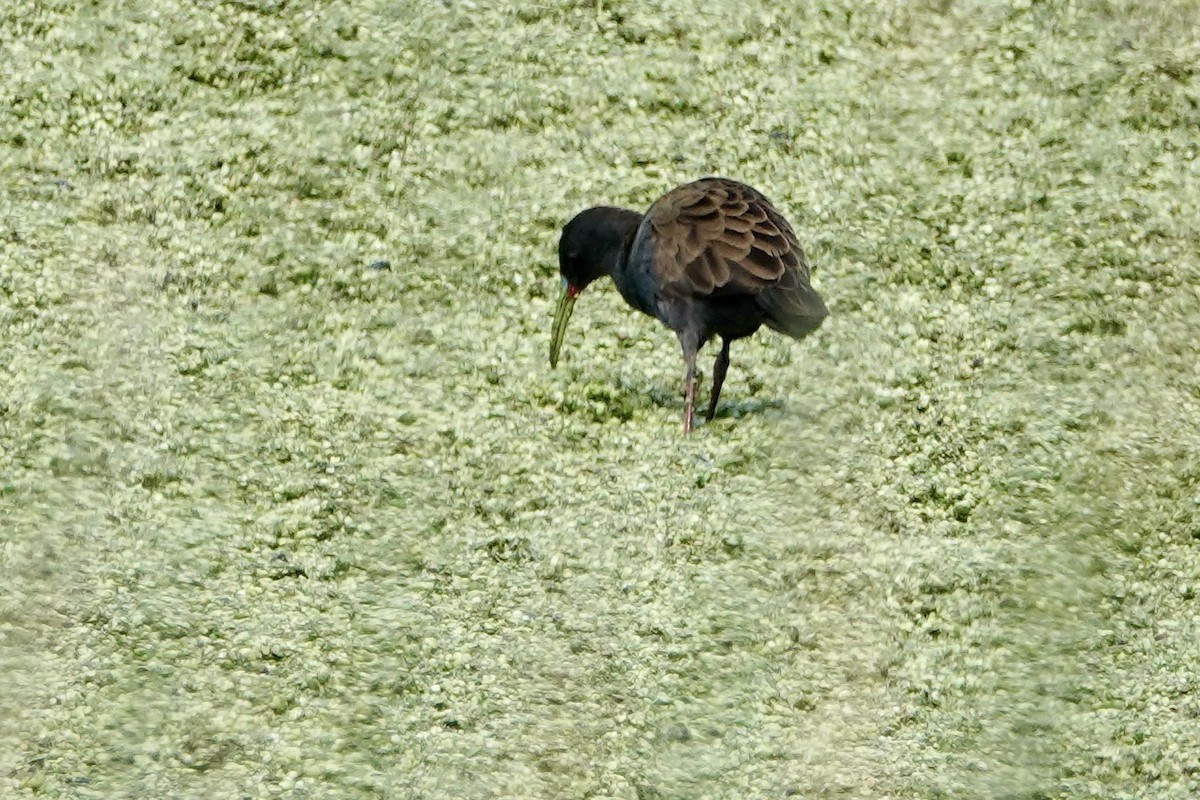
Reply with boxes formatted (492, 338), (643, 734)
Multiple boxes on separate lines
(675, 327), (702, 434)
(676, 331), (700, 438)
(679, 340), (698, 435)
(706, 338), (731, 422)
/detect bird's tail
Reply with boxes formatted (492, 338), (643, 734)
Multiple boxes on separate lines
(757, 269), (828, 341)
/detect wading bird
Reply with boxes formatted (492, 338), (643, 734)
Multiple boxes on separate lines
(549, 177), (828, 433)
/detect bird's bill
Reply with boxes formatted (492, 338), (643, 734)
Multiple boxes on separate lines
(549, 279), (579, 368)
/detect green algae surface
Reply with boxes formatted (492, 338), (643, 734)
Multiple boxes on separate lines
(3, 1), (1199, 797)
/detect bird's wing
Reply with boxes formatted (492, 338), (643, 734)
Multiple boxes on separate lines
(644, 178), (806, 298)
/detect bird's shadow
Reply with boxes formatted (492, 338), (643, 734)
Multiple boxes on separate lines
(635, 378), (786, 421)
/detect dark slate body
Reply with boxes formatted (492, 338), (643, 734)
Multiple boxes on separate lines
(554, 178), (827, 432)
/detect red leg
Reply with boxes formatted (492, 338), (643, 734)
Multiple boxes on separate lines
(682, 349), (696, 434)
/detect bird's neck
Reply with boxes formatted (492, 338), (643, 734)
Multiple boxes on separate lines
(604, 209), (643, 278)
(607, 209), (658, 318)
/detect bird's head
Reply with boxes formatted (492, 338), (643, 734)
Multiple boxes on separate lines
(550, 206), (641, 368)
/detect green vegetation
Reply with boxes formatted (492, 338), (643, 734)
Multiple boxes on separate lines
(2, 0), (1198, 797)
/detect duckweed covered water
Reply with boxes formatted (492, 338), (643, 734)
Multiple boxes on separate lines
(2, 1), (1199, 797)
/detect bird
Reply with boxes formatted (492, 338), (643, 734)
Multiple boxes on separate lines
(549, 177), (828, 433)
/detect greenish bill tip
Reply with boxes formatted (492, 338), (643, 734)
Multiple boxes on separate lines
(549, 280), (576, 369)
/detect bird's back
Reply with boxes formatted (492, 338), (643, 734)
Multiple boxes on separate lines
(635, 177), (827, 340)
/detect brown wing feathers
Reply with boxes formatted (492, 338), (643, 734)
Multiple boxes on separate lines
(649, 179), (800, 297)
